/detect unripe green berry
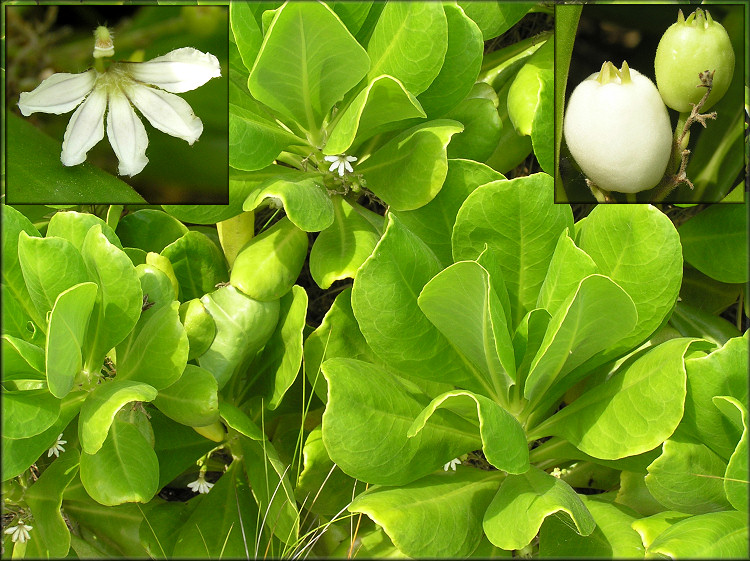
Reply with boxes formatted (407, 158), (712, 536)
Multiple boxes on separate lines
(563, 61), (672, 194)
(655, 8), (734, 112)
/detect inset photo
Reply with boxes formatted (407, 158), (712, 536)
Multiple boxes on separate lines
(555, 3), (745, 204)
(5, 3), (229, 204)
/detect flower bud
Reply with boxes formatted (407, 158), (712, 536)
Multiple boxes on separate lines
(655, 9), (734, 112)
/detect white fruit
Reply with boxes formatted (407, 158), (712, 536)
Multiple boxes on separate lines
(564, 61), (672, 194)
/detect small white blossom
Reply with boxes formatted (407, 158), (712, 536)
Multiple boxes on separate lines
(47, 433), (67, 458)
(324, 154), (357, 177)
(18, 29), (221, 177)
(187, 474), (214, 494)
(4, 520), (32, 544)
(443, 457), (462, 471)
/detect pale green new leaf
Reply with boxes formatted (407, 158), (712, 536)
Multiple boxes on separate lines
(647, 511), (748, 559)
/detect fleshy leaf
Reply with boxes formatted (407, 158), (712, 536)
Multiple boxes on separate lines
(242, 176), (334, 232)
(646, 511), (748, 559)
(153, 365), (219, 428)
(161, 231), (229, 301)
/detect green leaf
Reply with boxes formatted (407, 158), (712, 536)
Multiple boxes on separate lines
(458, 1), (532, 40)
(161, 231), (229, 301)
(80, 416), (159, 506)
(79, 379), (158, 455)
(1, 335), (45, 381)
(536, 229), (598, 316)
(218, 401), (264, 440)
(350, 469), (502, 558)
(445, 92), (503, 163)
(576, 203), (682, 354)
(351, 214), (478, 390)
(367, 2), (447, 96)
(630, 511), (691, 549)
(116, 301), (189, 390)
(172, 462), (260, 558)
(408, 390), (528, 474)
(2, 389), (60, 440)
(645, 432), (732, 514)
(714, 396), (748, 512)
(18, 232), (90, 322)
(646, 511), (748, 559)
(325, 74), (426, 156)
(249, 285), (307, 410)
(25, 450), (80, 558)
(230, 1), (263, 71)
(358, 120), (463, 211)
(682, 333), (748, 460)
(539, 338), (701, 460)
(248, 1), (370, 134)
(678, 201), (748, 284)
(452, 173), (573, 327)
(392, 159), (503, 267)
(309, 196), (381, 289)
(116, 209), (189, 254)
(46, 282), (98, 398)
(80, 225), (143, 371)
(5, 113), (146, 204)
(153, 365), (219, 428)
(483, 466), (595, 550)
(229, 103), (303, 171)
(138, 500), (196, 559)
(416, 3), (483, 117)
(322, 358), (480, 486)
(524, 274), (638, 408)
(198, 286), (279, 390)
(179, 299), (216, 361)
(46, 210), (122, 251)
(230, 216), (308, 301)
(539, 495), (645, 558)
(418, 261), (516, 399)
(679, 265), (743, 315)
(242, 176), (334, 232)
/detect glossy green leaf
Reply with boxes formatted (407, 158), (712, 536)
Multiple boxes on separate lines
(416, 3), (483, 118)
(230, 1), (263, 71)
(446, 84), (503, 162)
(1, 392), (85, 481)
(393, 159), (503, 267)
(630, 511), (691, 549)
(325, 74), (426, 156)
(218, 401), (264, 440)
(250, 285), (307, 410)
(458, 1), (532, 40)
(539, 495), (645, 558)
(153, 365), (219, 428)
(80, 225), (143, 371)
(25, 449), (80, 559)
(161, 231), (229, 301)
(1, 335), (45, 381)
(2, 389), (60, 440)
(172, 462), (260, 558)
(350, 469), (502, 558)
(46, 211), (122, 251)
(408, 390), (528, 474)
(679, 265), (743, 315)
(116, 301), (189, 390)
(136, 264), (176, 314)
(524, 274), (637, 408)
(79, 380), (158, 455)
(80, 416), (159, 506)
(358, 120), (463, 211)
(351, 214), (478, 390)
(229, 103), (302, 171)
(179, 298), (216, 361)
(116, 210), (189, 254)
(366, 2), (446, 95)
(239, 435), (299, 544)
(714, 395), (748, 512)
(576, 203), (682, 354)
(512, 307), (552, 390)
(242, 176), (334, 232)
(145, 252), (180, 302)
(645, 432), (732, 514)
(669, 300), (741, 347)
(138, 500), (196, 560)
(647, 510), (748, 559)
(198, 285), (279, 390)
(418, 261), (516, 398)
(309, 196), (381, 289)
(18, 232), (90, 322)
(322, 358), (480, 486)
(614, 470), (666, 517)
(678, 201), (748, 284)
(483, 466), (595, 550)
(5, 113), (146, 204)
(540, 338), (700, 460)
(682, 333), (748, 460)
(46, 282), (98, 398)
(248, 1), (369, 133)
(230, 216), (308, 301)
(452, 173), (573, 327)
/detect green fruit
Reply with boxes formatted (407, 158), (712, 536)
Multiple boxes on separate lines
(655, 8), (734, 113)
